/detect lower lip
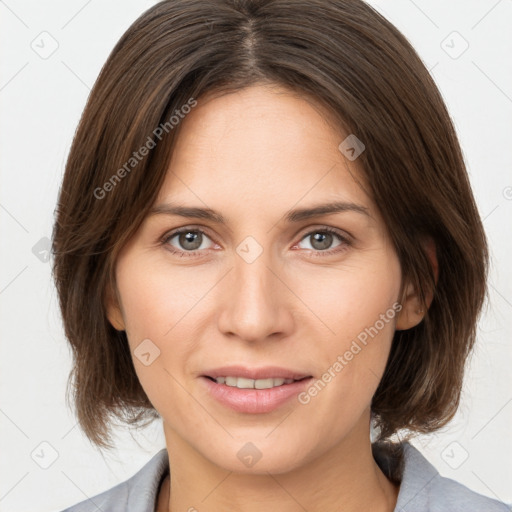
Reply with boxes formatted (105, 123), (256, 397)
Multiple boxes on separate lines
(200, 376), (313, 413)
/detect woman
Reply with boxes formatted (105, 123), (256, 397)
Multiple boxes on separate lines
(52, 0), (509, 510)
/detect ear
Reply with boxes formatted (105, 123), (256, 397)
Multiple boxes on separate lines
(395, 237), (438, 331)
(104, 282), (126, 331)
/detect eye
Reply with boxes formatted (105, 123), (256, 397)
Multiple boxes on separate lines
(160, 226), (351, 258)
(162, 228), (216, 257)
(295, 227), (350, 256)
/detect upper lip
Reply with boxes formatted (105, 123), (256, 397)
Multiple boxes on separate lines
(202, 366), (312, 380)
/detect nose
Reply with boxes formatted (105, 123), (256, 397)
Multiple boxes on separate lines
(216, 247), (295, 343)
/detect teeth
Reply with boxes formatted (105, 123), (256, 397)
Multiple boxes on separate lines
(214, 376), (295, 389)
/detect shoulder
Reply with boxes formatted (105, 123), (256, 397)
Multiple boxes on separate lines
(426, 473), (510, 511)
(59, 448), (169, 512)
(381, 442), (510, 512)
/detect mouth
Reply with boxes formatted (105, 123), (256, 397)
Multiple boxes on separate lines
(203, 375), (311, 389)
(199, 366), (314, 413)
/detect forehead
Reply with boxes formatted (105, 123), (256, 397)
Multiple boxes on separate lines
(156, 84), (373, 221)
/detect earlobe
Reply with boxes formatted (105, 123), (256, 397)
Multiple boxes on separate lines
(104, 284), (126, 331)
(395, 285), (425, 330)
(395, 237), (438, 331)
(107, 305), (126, 332)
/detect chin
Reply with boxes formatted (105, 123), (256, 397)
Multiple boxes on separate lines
(196, 435), (314, 475)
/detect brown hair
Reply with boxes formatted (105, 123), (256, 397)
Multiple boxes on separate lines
(52, 0), (488, 449)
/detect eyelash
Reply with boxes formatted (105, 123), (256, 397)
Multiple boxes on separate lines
(160, 226), (351, 259)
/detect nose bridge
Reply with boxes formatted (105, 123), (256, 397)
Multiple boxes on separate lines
(235, 247), (273, 300)
(217, 237), (292, 341)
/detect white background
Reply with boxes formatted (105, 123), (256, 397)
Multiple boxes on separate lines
(1, 0), (511, 510)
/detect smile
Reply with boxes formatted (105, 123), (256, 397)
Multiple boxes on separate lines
(207, 376), (307, 389)
(201, 374), (313, 413)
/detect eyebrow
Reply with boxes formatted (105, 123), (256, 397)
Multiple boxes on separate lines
(148, 201), (370, 224)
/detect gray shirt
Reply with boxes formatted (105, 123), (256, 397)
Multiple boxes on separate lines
(60, 442), (510, 511)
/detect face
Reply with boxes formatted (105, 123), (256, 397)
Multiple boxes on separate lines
(107, 84), (412, 474)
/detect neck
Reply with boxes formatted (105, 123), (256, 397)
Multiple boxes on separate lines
(159, 419), (399, 512)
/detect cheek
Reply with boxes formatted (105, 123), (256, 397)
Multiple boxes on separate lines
(114, 253), (224, 388)
(291, 250), (401, 340)
(115, 254), (210, 342)
(114, 256), (213, 416)
(292, 251), (401, 399)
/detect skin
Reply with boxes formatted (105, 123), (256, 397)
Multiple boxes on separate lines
(107, 83), (430, 512)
